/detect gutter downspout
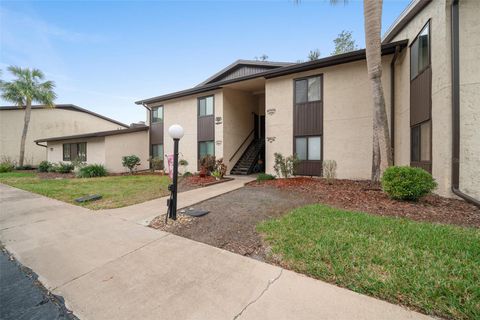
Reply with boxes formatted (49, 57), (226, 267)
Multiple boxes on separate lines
(35, 141), (47, 148)
(390, 45), (401, 164)
(141, 103), (152, 169)
(451, 0), (480, 207)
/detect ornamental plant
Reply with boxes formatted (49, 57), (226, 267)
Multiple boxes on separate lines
(122, 155), (141, 174)
(381, 166), (437, 201)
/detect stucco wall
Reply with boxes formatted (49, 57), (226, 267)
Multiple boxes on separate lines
(265, 57), (392, 180)
(152, 90), (222, 173)
(458, 0), (480, 200)
(222, 88), (259, 170)
(104, 131), (149, 173)
(47, 137), (105, 165)
(389, 0), (479, 198)
(0, 108), (125, 165)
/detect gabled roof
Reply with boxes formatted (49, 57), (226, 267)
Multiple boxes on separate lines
(0, 104), (128, 128)
(35, 125), (148, 143)
(136, 39), (408, 105)
(196, 59), (293, 87)
(382, 0), (432, 44)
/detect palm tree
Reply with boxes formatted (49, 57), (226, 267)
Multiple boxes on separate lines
(329, 0), (392, 182)
(362, 0), (393, 182)
(0, 66), (56, 166)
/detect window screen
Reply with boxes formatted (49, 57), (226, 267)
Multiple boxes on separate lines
(295, 138), (307, 160)
(152, 144), (163, 158)
(308, 136), (321, 160)
(411, 23), (430, 79)
(199, 141), (214, 159)
(63, 144), (71, 161)
(295, 79), (308, 104)
(199, 96), (214, 116)
(152, 106), (163, 123)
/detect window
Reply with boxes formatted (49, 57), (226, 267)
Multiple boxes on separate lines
(410, 22), (430, 80)
(63, 142), (87, 161)
(411, 121), (431, 162)
(295, 76), (321, 104)
(152, 106), (163, 123)
(295, 136), (322, 161)
(152, 144), (163, 159)
(198, 96), (214, 116)
(199, 141), (214, 159)
(63, 144), (71, 161)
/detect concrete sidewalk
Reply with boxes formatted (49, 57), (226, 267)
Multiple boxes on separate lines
(0, 183), (432, 320)
(100, 175), (256, 225)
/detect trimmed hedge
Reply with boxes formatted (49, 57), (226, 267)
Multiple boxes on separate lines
(381, 166), (437, 201)
(77, 164), (108, 178)
(257, 173), (276, 181)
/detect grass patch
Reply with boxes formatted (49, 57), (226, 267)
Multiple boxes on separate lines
(257, 204), (480, 319)
(0, 173), (171, 210)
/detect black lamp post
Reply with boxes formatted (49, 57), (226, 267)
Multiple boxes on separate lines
(167, 124), (184, 221)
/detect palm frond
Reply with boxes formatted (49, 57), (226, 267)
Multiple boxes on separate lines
(31, 68), (45, 80)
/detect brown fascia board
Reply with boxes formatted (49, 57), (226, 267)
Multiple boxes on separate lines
(136, 40), (408, 105)
(35, 125), (148, 143)
(382, 0), (432, 44)
(0, 104), (129, 128)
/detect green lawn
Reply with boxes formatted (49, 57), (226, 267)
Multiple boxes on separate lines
(257, 204), (480, 320)
(0, 172), (171, 209)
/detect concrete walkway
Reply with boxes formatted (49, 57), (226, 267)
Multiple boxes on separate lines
(0, 183), (433, 320)
(100, 175), (256, 225)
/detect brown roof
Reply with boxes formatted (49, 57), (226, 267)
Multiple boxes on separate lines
(0, 104), (129, 128)
(135, 40), (408, 105)
(35, 125), (148, 143)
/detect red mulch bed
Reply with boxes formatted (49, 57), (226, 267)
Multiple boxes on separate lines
(249, 177), (480, 228)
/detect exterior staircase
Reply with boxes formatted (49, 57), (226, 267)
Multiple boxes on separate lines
(230, 139), (265, 175)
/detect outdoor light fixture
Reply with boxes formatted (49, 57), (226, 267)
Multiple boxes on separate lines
(166, 124), (184, 221)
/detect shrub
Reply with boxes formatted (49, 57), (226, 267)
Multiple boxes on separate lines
(15, 164), (34, 170)
(273, 153), (299, 178)
(0, 162), (14, 173)
(149, 157), (163, 171)
(179, 159), (188, 167)
(214, 158), (227, 179)
(183, 171), (193, 177)
(323, 160), (337, 184)
(199, 155), (216, 175)
(38, 161), (53, 172)
(122, 155), (141, 174)
(56, 162), (74, 174)
(257, 173), (276, 181)
(381, 166), (437, 201)
(77, 164), (107, 178)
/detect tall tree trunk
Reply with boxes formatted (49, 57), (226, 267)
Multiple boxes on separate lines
(363, 0), (393, 183)
(19, 99), (32, 167)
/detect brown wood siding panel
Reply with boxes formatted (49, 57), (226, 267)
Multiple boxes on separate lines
(294, 101), (323, 136)
(198, 116), (214, 141)
(219, 66), (273, 82)
(295, 161), (322, 176)
(411, 161), (432, 173)
(150, 122), (163, 145)
(410, 67), (431, 126)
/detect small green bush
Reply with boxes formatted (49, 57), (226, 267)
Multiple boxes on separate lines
(38, 161), (52, 172)
(77, 164), (107, 178)
(15, 164), (34, 170)
(381, 166), (437, 201)
(257, 173), (276, 181)
(56, 162), (74, 173)
(122, 155), (141, 174)
(273, 153), (299, 178)
(149, 157), (163, 171)
(183, 171), (193, 177)
(0, 162), (15, 173)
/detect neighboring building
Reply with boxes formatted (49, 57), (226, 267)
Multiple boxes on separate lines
(0, 104), (128, 165)
(135, 0), (479, 202)
(35, 126), (149, 173)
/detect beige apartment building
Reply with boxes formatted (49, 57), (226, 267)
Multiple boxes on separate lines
(134, 0), (479, 202)
(0, 104), (128, 165)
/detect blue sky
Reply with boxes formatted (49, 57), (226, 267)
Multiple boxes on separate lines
(1, 0), (410, 124)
